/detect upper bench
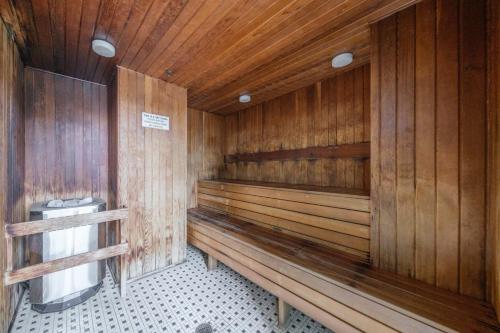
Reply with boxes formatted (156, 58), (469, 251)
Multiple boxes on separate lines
(197, 179), (370, 259)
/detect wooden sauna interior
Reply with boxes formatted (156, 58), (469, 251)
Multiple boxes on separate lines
(0, 0), (499, 332)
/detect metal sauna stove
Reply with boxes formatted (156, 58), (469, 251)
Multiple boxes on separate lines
(29, 198), (106, 313)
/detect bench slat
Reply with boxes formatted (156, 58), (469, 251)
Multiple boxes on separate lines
(188, 208), (500, 333)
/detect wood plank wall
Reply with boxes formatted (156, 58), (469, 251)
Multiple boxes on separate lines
(487, 0), (500, 319)
(24, 68), (108, 218)
(371, 0), (488, 299)
(109, 67), (187, 280)
(187, 108), (224, 208)
(221, 64), (370, 190)
(0, 18), (24, 333)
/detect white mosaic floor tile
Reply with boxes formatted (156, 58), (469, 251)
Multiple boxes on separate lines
(10, 246), (332, 333)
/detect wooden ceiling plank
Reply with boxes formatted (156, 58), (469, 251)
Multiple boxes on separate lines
(92, 0), (136, 83)
(31, 0), (55, 70)
(99, 0), (153, 82)
(189, 24), (368, 109)
(119, 0), (177, 68)
(168, 0), (320, 85)
(138, 0), (246, 76)
(212, 44), (370, 114)
(143, 0), (266, 77)
(134, 0), (204, 75)
(74, 0), (101, 78)
(84, 0), (120, 80)
(64, 0), (83, 77)
(189, 0), (415, 103)
(192, 0), (419, 113)
(206, 41), (370, 114)
(180, 0), (359, 91)
(127, 0), (189, 70)
(47, 0), (66, 74)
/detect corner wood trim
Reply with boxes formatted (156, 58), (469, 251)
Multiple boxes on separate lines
(224, 142), (370, 163)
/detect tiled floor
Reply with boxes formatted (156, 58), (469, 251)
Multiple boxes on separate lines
(10, 246), (332, 333)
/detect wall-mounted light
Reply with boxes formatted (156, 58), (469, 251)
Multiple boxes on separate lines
(331, 52), (353, 68)
(92, 39), (116, 58)
(239, 93), (251, 103)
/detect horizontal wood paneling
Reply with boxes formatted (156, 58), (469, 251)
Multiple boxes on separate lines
(4, 0), (419, 113)
(187, 108), (224, 208)
(110, 67), (187, 280)
(371, 0), (488, 299)
(24, 68), (108, 216)
(197, 180), (370, 258)
(221, 65), (370, 191)
(0, 17), (24, 333)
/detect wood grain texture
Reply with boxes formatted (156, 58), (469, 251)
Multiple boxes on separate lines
(4, 243), (128, 286)
(487, 0), (500, 320)
(196, 180), (370, 258)
(6, 0), (419, 113)
(0, 17), (24, 333)
(188, 208), (500, 333)
(187, 108), (224, 208)
(5, 209), (129, 237)
(220, 65), (370, 190)
(109, 67), (187, 279)
(371, 0), (488, 299)
(24, 67), (108, 216)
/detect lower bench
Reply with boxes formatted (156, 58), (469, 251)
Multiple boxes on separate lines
(188, 207), (500, 333)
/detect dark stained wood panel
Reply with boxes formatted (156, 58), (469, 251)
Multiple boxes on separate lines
(0, 18), (24, 333)
(3, 0), (419, 113)
(24, 68), (109, 216)
(109, 67), (187, 280)
(371, 0), (488, 299)
(487, 0), (500, 320)
(220, 64), (370, 191)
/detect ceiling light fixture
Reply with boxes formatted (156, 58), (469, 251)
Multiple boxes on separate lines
(92, 39), (116, 58)
(331, 52), (353, 68)
(239, 94), (251, 103)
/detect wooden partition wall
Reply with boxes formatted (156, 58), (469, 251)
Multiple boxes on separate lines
(24, 68), (109, 216)
(0, 19), (24, 333)
(371, 0), (489, 299)
(220, 64), (370, 190)
(109, 67), (187, 280)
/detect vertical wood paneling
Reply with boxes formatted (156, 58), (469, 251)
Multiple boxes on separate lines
(414, 0), (436, 285)
(111, 67), (187, 279)
(0, 18), (24, 333)
(219, 64), (371, 190)
(24, 67), (108, 217)
(187, 108), (225, 209)
(487, 0), (500, 320)
(371, 0), (488, 298)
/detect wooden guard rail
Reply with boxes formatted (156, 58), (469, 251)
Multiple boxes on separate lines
(4, 208), (129, 297)
(224, 142), (370, 163)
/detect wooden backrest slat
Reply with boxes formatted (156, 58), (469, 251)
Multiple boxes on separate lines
(197, 180), (371, 258)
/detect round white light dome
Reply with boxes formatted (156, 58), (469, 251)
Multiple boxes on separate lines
(239, 94), (251, 103)
(92, 39), (116, 58)
(331, 52), (353, 68)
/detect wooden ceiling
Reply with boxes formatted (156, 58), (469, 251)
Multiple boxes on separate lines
(1, 0), (418, 114)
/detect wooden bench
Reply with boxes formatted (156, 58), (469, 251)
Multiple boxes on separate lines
(188, 180), (500, 333)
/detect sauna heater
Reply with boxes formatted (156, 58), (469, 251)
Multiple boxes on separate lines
(28, 198), (106, 313)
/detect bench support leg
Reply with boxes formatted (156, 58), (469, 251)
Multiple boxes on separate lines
(277, 298), (291, 327)
(207, 254), (218, 271)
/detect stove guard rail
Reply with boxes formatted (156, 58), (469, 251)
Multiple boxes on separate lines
(3, 208), (129, 297)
